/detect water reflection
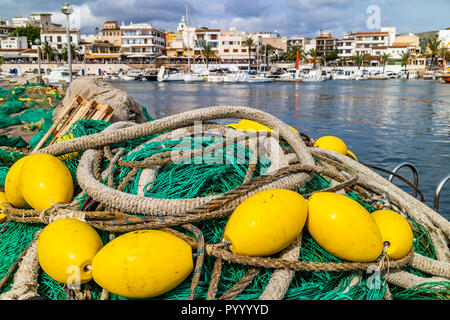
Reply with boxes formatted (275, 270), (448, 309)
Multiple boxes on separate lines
(111, 79), (450, 219)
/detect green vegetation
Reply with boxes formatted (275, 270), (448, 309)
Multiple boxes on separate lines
(11, 25), (41, 47)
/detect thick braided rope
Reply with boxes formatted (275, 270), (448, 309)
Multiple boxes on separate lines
(70, 107), (316, 215)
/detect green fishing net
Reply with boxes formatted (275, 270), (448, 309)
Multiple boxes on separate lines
(0, 97), (447, 300)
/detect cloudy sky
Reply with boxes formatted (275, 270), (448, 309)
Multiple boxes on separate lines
(0, 0), (449, 38)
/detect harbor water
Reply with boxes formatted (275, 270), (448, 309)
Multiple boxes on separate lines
(109, 79), (450, 219)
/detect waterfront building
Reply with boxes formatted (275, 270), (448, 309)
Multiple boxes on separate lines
(0, 20), (16, 41)
(219, 28), (248, 63)
(40, 28), (81, 57)
(407, 56), (427, 70)
(165, 16), (195, 58)
(101, 21), (121, 45)
(262, 36), (287, 54)
(0, 36), (28, 49)
(337, 35), (355, 59)
(81, 34), (101, 43)
(287, 37), (312, 51)
(194, 27), (220, 57)
(10, 13), (55, 29)
(120, 22), (165, 60)
(83, 40), (122, 63)
(393, 33), (420, 55)
(353, 27), (396, 55)
(11, 16), (38, 28)
(315, 31), (337, 57)
(30, 13), (55, 29)
(438, 28), (450, 49)
(303, 39), (316, 53)
(371, 45), (411, 62)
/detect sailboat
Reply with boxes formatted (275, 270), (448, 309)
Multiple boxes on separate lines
(184, 2), (204, 82)
(247, 40), (273, 83)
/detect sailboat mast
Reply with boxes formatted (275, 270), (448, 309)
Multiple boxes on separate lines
(186, 2), (190, 73)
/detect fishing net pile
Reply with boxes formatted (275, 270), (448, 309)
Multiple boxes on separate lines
(0, 105), (449, 300)
(0, 83), (63, 187)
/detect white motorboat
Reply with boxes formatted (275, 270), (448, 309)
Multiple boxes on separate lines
(247, 74), (274, 83)
(385, 71), (399, 79)
(423, 71), (436, 80)
(332, 69), (356, 80)
(157, 66), (185, 82)
(46, 68), (73, 86)
(355, 69), (369, 80)
(206, 75), (224, 82)
(368, 71), (388, 80)
(279, 69), (302, 80)
(301, 69), (327, 82)
(184, 72), (204, 82)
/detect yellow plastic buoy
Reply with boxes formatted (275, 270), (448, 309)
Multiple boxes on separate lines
(372, 210), (413, 259)
(229, 119), (298, 134)
(19, 154), (74, 210)
(307, 192), (383, 262)
(37, 218), (103, 284)
(223, 189), (308, 256)
(0, 192), (8, 223)
(92, 230), (194, 299)
(4, 156), (30, 208)
(313, 136), (357, 161)
(55, 133), (79, 161)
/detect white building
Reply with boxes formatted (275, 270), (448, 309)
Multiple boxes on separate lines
(120, 22), (165, 59)
(438, 28), (450, 49)
(11, 13), (55, 29)
(194, 27), (220, 54)
(40, 28), (81, 54)
(0, 36), (28, 49)
(352, 27), (396, 55)
(371, 45), (410, 60)
(337, 35), (355, 58)
(12, 16), (38, 28)
(0, 20), (15, 41)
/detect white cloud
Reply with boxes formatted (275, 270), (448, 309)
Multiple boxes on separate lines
(50, 3), (107, 32)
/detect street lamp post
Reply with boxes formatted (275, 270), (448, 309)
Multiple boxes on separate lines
(35, 39), (41, 75)
(61, 3), (73, 85)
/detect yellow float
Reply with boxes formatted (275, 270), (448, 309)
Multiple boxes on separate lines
(4, 156), (30, 208)
(55, 133), (79, 161)
(223, 189), (308, 256)
(372, 210), (413, 259)
(313, 136), (358, 161)
(19, 153), (74, 210)
(92, 230), (194, 299)
(307, 192), (383, 262)
(0, 192), (8, 223)
(37, 218), (103, 284)
(227, 119), (298, 134)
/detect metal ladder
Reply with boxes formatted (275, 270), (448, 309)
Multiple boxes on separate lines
(388, 162), (449, 213)
(433, 174), (450, 212)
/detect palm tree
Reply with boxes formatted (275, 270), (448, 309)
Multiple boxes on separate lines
(200, 44), (216, 69)
(62, 43), (81, 62)
(243, 37), (255, 70)
(307, 48), (318, 69)
(285, 45), (304, 62)
(352, 52), (365, 70)
(426, 38), (442, 68)
(381, 52), (391, 73)
(400, 50), (411, 70)
(41, 41), (54, 64)
(259, 44), (274, 70)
